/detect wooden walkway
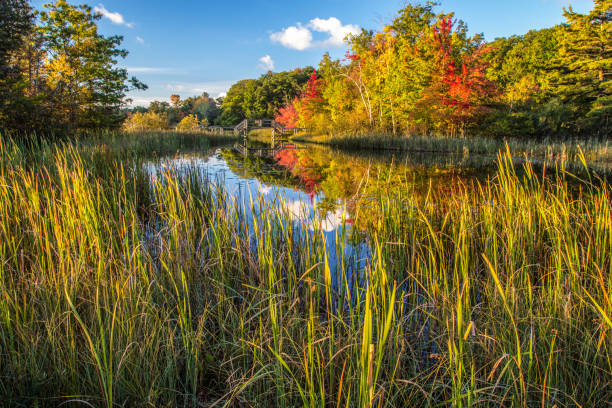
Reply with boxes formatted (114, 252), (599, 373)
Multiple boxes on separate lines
(233, 141), (287, 158)
(205, 119), (306, 158)
(205, 119), (306, 140)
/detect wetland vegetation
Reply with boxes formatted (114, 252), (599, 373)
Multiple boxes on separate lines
(1, 133), (612, 406)
(0, 0), (611, 406)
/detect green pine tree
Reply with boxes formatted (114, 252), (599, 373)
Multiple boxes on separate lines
(555, 0), (611, 135)
(0, 0), (34, 131)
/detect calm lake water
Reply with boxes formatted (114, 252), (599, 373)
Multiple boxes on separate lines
(151, 142), (488, 225)
(148, 141), (610, 272)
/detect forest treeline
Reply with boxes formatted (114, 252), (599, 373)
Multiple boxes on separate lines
(122, 67), (314, 131)
(131, 0), (611, 138)
(1, 0), (610, 138)
(269, 0), (610, 138)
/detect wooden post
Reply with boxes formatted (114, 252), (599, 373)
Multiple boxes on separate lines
(243, 120), (248, 148)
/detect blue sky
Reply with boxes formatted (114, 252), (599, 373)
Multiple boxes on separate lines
(32, 0), (594, 106)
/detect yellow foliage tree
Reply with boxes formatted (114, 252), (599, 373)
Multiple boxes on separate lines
(176, 114), (201, 132)
(122, 111), (169, 131)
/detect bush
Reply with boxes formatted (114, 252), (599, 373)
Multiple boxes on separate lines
(176, 114), (202, 132)
(122, 111), (169, 131)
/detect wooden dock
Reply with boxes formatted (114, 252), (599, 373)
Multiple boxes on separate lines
(233, 142), (287, 158)
(205, 119), (307, 142)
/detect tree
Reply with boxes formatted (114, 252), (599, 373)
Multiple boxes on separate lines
(405, 15), (498, 135)
(486, 28), (560, 107)
(38, 0), (146, 130)
(299, 70), (324, 124)
(0, 0), (35, 130)
(482, 28), (564, 137)
(170, 94), (181, 107)
(555, 0), (611, 134)
(122, 111), (169, 131)
(275, 99), (299, 128)
(179, 92), (219, 124)
(218, 69), (313, 126)
(176, 114), (201, 131)
(0, 0), (33, 70)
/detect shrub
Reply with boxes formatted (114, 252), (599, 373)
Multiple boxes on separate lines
(176, 114), (202, 132)
(122, 111), (169, 131)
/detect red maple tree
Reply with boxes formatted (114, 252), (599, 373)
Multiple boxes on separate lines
(275, 99), (299, 128)
(416, 17), (498, 135)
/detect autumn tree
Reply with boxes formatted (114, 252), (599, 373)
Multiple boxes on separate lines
(300, 70), (324, 123)
(122, 111), (169, 131)
(176, 114), (201, 131)
(410, 16), (498, 135)
(218, 69), (312, 126)
(275, 99), (299, 128)
(38, 0), (146, 130)
(170, 94), (181, 107)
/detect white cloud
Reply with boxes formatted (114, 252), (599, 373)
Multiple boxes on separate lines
(93, 4), (134, 28)
(136, 36), (145, 44)
(258, 182), (273, 195)
(165, 80), (235, 96)
(309, 17), (360, 47)
(125, 67), (175, 74)
(167, 84), (185, 92)
(283, 198), (344, 232)
(258, 55), (275, 71)
(126, 97), (164, 107)
(270, 24), (313, 50)
(270, 17), (359, 51)
(126, 80), (235, 107)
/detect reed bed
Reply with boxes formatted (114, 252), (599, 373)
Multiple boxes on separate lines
(0, 135), (610, 407)
(294, 132), (612, 164)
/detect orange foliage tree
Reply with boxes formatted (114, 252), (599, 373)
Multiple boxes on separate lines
(415, 17), (498, 135)
(274, 98), (299, 128)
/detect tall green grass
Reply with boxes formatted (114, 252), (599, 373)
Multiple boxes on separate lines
(0, 135), (610, 406)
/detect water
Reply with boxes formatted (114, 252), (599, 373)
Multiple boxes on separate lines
(147, 141), (611, 273)
(151, 142), (491, 226)
(146, 143), (487, 267)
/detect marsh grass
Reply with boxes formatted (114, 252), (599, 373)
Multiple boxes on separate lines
(0, 134), (610, 407)
(293, 132), (612, 164)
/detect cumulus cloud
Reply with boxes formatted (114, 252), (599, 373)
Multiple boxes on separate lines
(258, 55), (275, 71)
(309, 17), (360, 47)
(270, 24), (313, 50)
(284, 198), (345, 232)
(136, 36), (145, 44)
(94, 4), (133, 28)
(270, 17), (359, 50)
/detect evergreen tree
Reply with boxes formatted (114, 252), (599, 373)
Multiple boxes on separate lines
(0, 0), (34, 130)
(556, 0), (611, 135)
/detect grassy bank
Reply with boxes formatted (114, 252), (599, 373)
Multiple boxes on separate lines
(0, 134), (610, 407)
(293, 132), (612, 164)
(2, 129), (239, 163)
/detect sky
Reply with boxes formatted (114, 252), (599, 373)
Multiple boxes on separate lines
(31, 0), (595, 106)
